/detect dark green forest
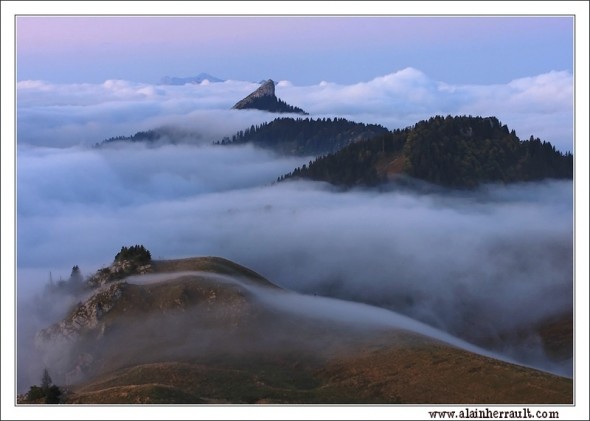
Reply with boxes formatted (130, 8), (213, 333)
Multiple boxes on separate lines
(217, 117), (389, 156)
(95, 114), (571, 189)
(114, 244), (152, 265)
(97, 127), (203, 147)
(98, 129), (163, 146)
(279, 115), (573, 188)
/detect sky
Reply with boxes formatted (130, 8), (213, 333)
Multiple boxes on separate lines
(11, 12), (578, 153)
(3, 2), (590, 420)
(16, 15), (573, 86)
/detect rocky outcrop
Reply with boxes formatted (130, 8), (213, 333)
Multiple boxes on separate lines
(232, 80), (276, 108)
(87, 259), (153, 288)
(33, 281), (126, 388)
(36, 282), (126, 344)
(34, 256), (271, 347)
(232, 79), (308, 114)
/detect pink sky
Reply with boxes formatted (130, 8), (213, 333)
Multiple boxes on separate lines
(17, 16), (573, 85)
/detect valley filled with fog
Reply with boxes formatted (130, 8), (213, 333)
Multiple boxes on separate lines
(16, 71), (574, 389)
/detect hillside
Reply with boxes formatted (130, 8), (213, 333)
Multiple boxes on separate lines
(231, 79), (307, 114)
(217, 117), (389, 156)
(279, 115), (573, 188)
(25, 253), (572, 404)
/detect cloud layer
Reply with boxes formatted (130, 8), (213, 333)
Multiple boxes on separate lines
(17, 139), (573, 380)
(16, 69), (574, 390)
(17, 68), (573, 151)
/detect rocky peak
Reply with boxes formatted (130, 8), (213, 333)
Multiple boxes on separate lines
(232, 79), (276, 109)
(252, 79), (276, 98)
(87, 259), (153, 288)
(231, 79), (307, 114)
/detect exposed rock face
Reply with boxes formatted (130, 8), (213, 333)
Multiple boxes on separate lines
(232, 80), (275, 108)
(87, 259), (153, 288)
(36, 282), (125, 344)
(35, 256), (153, 354)
(32, 257), (270, 388)
(36, 256), (266, 347)
(33, 281), (127, 386)
(257, 79), (276, 96)
(232, 79), (307, 114)
(250, 79), (275, 98)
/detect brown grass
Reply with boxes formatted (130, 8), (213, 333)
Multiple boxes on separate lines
(66, 330), (572, 404)
(318, 335), (572, 404)
(151, 256), (277, 288)
(537, 313), (573, 361)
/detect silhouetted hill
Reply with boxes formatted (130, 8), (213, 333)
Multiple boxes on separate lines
(232, 79), (308, 114)
(279, 115), (573, 188)
(217, 117), (389, 156)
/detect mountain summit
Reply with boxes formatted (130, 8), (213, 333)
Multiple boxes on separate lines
(247, 79), (276, 98)
(232, 79), (308, 114)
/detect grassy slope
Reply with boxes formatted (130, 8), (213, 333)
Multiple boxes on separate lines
(67, 342), (572, 404)
(56, 257), (572, 404)
(318, 334), (572, 404)
(151, 256), (277, 288)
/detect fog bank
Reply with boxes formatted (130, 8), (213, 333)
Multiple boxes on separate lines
(17, 140), (573, 384)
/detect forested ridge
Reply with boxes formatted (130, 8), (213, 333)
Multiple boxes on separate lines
(95, 114), (571, 189)
(217, 117), (389, 156)
(99, 129), (163, 146)
(96, 127), (201, 147)
(279, 115), (573, 188)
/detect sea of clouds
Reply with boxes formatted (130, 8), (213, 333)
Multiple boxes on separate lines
(16, 69), (574, 388)
(17, 67), (573, 151)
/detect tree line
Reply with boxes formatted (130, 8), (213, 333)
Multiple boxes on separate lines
(279, 115), (573, 189)
(216, 117), (389, 156)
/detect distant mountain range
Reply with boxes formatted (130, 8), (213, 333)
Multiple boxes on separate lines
(231, 79), (308, 114)
(159, 72), (224, 85)
(279, 115), (573, 189)
(24, 249), (572, 404)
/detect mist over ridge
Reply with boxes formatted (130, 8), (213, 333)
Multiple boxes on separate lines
(17, 134), (573, 376)
(17, 68), (573, 152)
(16, 67), (574, 399)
